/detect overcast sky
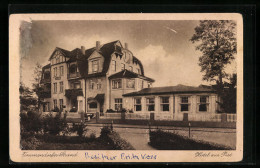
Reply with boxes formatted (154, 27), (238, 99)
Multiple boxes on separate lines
(20, 20), (236, 88)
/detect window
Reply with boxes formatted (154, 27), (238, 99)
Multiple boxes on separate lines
(198, 96), (209, 112)
(60, 82), (63, 93)
(129, 66), (133, 71)
(137, 68), (140, 74)
(53, 83), (57, 93)
(89, 102), (97, 108)
(44, 71), (50, 79)
(121, 63), (125, 70)
(59, 99), (63, 110)
(53, 67), (57, 77)
(180, 96), (190, 112)
(44, 102), (50, 112)
(92, 60), (99, 73)
(160, 97), (169, 111)
(97, 83), (102, 90)
(134, 98), (142, 111)
(146, 98), (155, 111)
(112, 79), (122, 89)
(148, 82), (151, 88)
(53, 99), (57, 108)
(111, 60), (116, 72)
(115, 98), (122, 111)
(126, 79), (135, 88)
(89, 80), (94, 90)
(73, 82), (81, 89)
(60, 66), (64, 76)
(139, 80), (144, 89)
(69, 64), (77, 74)
(56, 56), (59, 64)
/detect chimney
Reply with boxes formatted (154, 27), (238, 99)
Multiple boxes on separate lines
(125, 43), (128, 50)
(96, 41), (101, 50)
(81, 46), (85, 55)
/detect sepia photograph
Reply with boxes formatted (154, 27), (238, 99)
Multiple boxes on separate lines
(9, 13), (243, 162)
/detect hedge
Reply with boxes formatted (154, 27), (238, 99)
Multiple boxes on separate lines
(149, 129), (233, 150)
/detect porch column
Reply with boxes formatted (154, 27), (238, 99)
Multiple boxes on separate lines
(141, 96), (146, 112)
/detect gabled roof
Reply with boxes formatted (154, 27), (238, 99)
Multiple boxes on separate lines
(47, 40), (145, 78)
(123, 84), (216, 97)
(108, 69), (155, 82)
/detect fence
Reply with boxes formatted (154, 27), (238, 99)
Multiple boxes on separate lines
(126, 113), (150, 120)
(98, 112), (236, 123)
(100, 113), (121, 119)
(227, 114), (237, 122)
(188, 113), (222, 122)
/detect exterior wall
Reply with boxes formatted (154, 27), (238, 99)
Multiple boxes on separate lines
(124, 93), (218, 114)
(88, 51), (104, 74)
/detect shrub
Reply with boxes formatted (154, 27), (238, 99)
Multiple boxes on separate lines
(52, 106), (60, 112)
(149, 129), (232, 150)
(20, 111), (42, 133)
(42, 113), (67, 135)
(121, 108), (127, 113)
(106, 109), (116, 113)
(70, 123), (87, 137)
(20, 134), (42, 150)
(100, 126), (135, 150)
(128, 109), (134, 113)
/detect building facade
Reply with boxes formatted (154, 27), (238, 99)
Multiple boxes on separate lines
(40, 40), (219, 116)
(40, 40), (154, 114)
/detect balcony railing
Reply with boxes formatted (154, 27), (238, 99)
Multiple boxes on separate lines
(65, 88), (83, 98)
(67, 72), (80, 79)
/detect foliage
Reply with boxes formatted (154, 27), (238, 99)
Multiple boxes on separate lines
(70, 123), (87, 137)
(106, 109), (116, 113)
(190, 20), (237, 85)
(21, 135), (42, 150)
(42, 113), (67, 135)
(121, 108), (127, 113)
(100, 126), (135, 150)
(52, 106), (60, 112)
(20, 83), (37, 112)
(149, 129), (232, 150)
(32, 62), (43, 109)
(20, 111), (42, 133)
(215, 73), (237, 113)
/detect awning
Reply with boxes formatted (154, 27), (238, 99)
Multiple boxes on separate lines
(95, 94), (105, 103)
(65, 89), (83, 98)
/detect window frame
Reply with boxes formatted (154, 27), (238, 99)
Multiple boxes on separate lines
(92, 60), (99, 73)
(134, 97), (142, 111)
(160, 97), (170, 112)
(198, 95), (209, 112)
(53, 83), (57, 93)
(60, 66), (64, 76)
(114, 98), (123, 111)
(180, 96), (190, 112)
(59, 81), (63, 93)
(59, 99), (63, 111)
(112, 79), (122, 89)
(146, 97), (155, 112)
(111, 60), (116, 72)
(53, 99), (57, 109)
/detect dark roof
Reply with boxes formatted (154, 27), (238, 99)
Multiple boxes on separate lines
(42, 64), (51, 69)
(123, 84), (216, 97)
(47, 40), (145, 78)
(108, 69), (155, 82)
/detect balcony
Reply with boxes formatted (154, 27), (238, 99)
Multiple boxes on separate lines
(65, 88), (83, 98)
(39, 90), (51, 98)
(67, 72), (80, 79)
(40, 78), (51, 84)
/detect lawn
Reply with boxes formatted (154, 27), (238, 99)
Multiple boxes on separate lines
(21, 134), (114, 150)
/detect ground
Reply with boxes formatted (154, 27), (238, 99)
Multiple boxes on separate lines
(86, 124), (236, 150)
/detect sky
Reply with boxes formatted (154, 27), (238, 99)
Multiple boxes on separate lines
(20, 20), (236, 88)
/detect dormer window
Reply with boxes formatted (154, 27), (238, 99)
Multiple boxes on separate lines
(121, 63), (125, 70)
(92, 60), (99, 73)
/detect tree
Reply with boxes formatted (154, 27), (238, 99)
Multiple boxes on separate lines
(32, 62), (43, 111)
(20, 82), (37, 112)
(190, 20), (237, 89)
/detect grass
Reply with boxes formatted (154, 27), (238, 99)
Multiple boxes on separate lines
(21, 133), (114, 150)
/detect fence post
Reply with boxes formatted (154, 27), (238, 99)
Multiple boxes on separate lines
(121, 112), (126, 121)
(150, 113), (155, 122)
(183, 113), (189, 122)
(221, 113), (227, 122)
(96, 112), (100, 123)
